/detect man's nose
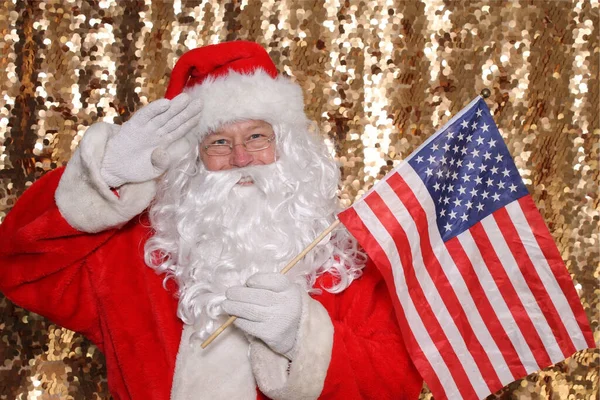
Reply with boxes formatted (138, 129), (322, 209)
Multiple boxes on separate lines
(231, 144), (253, 167)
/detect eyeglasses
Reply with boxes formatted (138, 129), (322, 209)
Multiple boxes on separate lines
(202, 134), (275, 156)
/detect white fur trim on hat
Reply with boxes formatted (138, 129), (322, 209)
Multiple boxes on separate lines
(184, 69), (309, 139)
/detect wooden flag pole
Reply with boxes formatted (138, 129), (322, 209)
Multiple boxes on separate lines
(200, 219), (341, 349)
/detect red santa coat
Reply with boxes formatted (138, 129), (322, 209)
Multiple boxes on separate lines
(0, 166), (422, 399)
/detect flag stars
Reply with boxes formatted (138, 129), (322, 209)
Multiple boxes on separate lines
(416, 104), (523, 227)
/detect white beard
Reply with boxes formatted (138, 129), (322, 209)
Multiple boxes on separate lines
(163, 162), (337, 339)
(145, 126), (366, 339)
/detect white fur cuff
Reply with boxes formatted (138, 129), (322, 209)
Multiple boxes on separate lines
(249, 291), (334, 400)
(55, 122), (157, 233)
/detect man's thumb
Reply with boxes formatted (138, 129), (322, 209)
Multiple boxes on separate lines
(150, 137), (192, 172)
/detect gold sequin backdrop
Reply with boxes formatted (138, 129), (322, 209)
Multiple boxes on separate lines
(0, 0), (597, 398)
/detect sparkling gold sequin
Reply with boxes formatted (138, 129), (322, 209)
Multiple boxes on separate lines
(0, 0), (597, 398)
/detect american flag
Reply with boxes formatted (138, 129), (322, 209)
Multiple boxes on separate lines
(337, 97), (595, 400)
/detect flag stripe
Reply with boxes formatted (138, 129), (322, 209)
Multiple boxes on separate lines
(493, 206), (577, 358)
(516, 197), (596, 347)
(470, 222), (554, 367)
(444, 236), (528, 380)
(375, 180), (497, 396)
(481, 216), (566, 363)
(396, 165), (529, 381)
(361, 193), (478, 398)
(385, 170), (509, 392)
(343, 203), (458, 400)
(456, 230), (541, 374)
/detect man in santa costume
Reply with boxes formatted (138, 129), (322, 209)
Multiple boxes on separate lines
(0, 41), (422, 399)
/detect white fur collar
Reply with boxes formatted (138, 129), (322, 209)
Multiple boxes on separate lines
(171, 324), (256, 400)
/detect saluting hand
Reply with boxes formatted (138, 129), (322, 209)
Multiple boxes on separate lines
(100, 93), (203, 188)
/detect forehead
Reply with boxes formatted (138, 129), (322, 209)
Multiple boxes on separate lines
(213, 120), (273, 135)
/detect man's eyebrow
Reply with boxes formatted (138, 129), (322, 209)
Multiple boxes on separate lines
(247, 123), (270, 129)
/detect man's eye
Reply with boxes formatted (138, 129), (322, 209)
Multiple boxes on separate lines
(248, 133), (266, 141)
(212, 139), (229, 145)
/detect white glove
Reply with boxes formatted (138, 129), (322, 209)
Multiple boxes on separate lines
(100, 93), (203, 188)
(222, 273), (303, 360)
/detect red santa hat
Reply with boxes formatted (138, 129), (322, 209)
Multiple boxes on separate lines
(165, 41), (308, 138)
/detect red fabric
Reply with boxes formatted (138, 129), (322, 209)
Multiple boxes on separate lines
(165, 41), (278, 100)
(0, 168), (423, 399)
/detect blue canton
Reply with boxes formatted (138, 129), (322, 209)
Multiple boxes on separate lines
(408, 97), (529, 242)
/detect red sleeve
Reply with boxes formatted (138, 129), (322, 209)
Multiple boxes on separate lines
(317, 261), (423, 399)
(0, 168), (116, 346)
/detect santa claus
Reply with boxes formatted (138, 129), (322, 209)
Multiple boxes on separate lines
(0, 41), (422, 399)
